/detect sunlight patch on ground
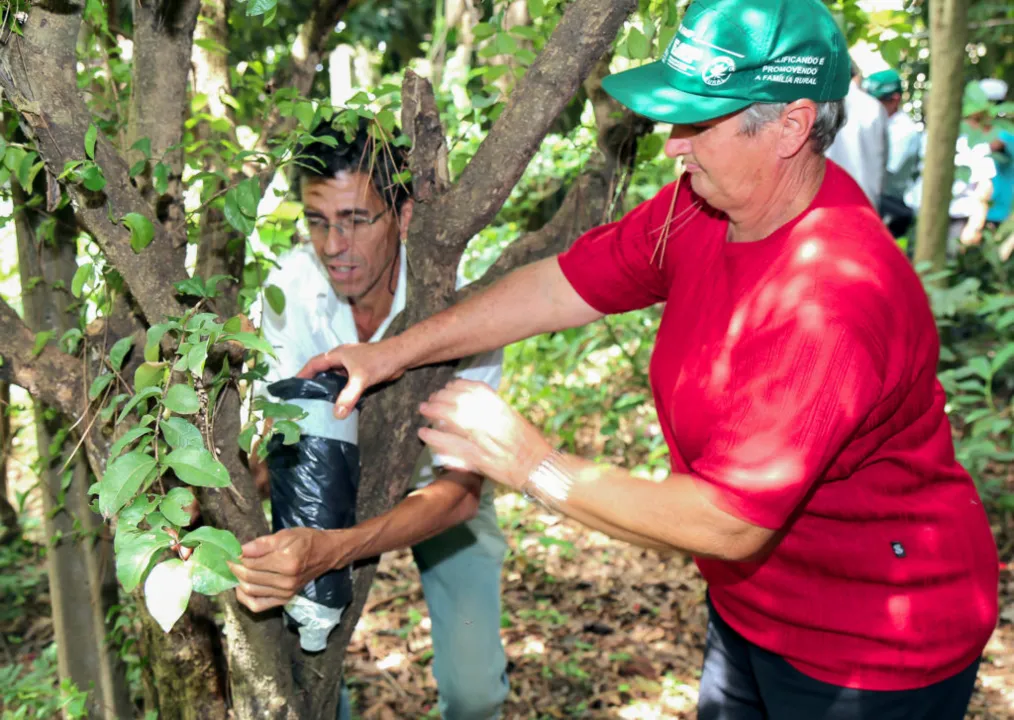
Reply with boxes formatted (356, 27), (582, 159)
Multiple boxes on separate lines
(375, 651), (406, 671)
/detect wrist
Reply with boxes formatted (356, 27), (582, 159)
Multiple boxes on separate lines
(522, 449), (575, 510)
(319, 529), (353, 572)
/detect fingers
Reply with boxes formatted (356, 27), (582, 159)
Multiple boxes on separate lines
(418, 427), (478, 470)
(296, 353), (333, 380)
(230, 563), (303, 596)
(236, 585), (289, 613)
(335, 373), (365, 420)
(240, 535), (278, 559)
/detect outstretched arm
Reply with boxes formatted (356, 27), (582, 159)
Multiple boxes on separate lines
(298, 256), (603, 418)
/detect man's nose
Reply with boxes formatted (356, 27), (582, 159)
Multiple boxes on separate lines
(323, 225), (351, 256)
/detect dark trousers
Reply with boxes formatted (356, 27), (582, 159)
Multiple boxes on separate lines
(699, 597), (980, 720)
(879, 194), (915, 239)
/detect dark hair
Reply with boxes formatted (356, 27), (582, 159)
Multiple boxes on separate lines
(291, 116), (412, 212)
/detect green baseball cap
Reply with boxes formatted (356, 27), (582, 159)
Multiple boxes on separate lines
(602, 0), (852, 125)
(863, 69), (903, 99)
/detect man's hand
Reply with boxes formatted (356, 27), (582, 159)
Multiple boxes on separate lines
(418, 379), (553, 492)
(229, 528), (341, 613)
(297, 340), (407, 419)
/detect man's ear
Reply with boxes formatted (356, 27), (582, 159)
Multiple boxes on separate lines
(397, 199), (414, 241)
(779, 100), (818, 159)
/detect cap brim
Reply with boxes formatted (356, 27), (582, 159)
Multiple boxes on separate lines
(601, 61), (753, 125)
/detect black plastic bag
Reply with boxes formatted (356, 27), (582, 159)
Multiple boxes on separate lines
(264, 371), (360, 612)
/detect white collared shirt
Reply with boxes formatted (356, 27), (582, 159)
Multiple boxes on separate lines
(255, 241), (504, 489)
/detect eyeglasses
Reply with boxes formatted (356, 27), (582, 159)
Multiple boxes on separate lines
(305, 207), (390, 240)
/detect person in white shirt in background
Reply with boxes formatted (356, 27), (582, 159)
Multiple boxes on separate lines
(232, 118), (510, 720)
(863, 68), (922, 241)
(825, 59), (889, 206)
(906, 80), (999, 258)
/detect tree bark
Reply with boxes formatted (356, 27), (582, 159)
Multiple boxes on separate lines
(13, 181), (132, 720)
(127, 0), (202, 254)
(913, 0), (971, 269)
(0, 3), (186, 325)
(0, 380), (16, 543)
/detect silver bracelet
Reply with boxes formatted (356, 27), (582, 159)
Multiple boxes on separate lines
(523, 450), (574, 509)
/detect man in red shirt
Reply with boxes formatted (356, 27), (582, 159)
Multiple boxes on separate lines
(239, 0), (1000, 716)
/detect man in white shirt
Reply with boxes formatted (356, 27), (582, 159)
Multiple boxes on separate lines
(825, 61), (889, 205)
(232, 120), (510, 720)
(863, 68), (922, 239)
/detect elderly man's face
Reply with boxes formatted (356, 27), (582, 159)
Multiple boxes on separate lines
(664, 112), (780, 214)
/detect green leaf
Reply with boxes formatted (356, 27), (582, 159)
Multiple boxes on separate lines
(89, 373), (114, 400)
(265, 284), (286, 315)
(59, 328), (84, 355)
(527, 0), (545, 18)
(100, 393), (129, 422)
(294, 101), (316, 132)
(991, 344), (1014, 375)
(145, 323), (172, 362)
(223, 189), (256, 235)
(165, 384), (200, 415)
(160, 487), (196, 526)
(109, 335), (135, 372)
(153, 162), (170, 195)
(968, 356), (991, 380)
(187, 543), (239, 595)
(173, 276), (208, 298)
(193, 37), (229, 55)
(627, 28), (650, 60)
(273, 419), (301, 445)
(147, 511), (171, 530)
(117, 386), (164, 424)
(163, 446), (230, 488)
(237, 423), (256, 453)
(180, 526), (243, 558)
(246, 0), (276, 16)
(81, 163), (106, 191)
(115, 527), (172, 593)
(161, 417), (204, 450)
(122, 213), (155, 253)
(134, 361), (168, 393)
(71, 263), (93, 298)
(85, 123), (98, 159)
(119, 494), (160, 528)
(223, 332), (276, 358)
(99, 450), (158, 517)
(236, 177), (260, 218)
(187, 340), (209, 376)
(108, 427), (154, 461)
(130, 137), (152, 159)
(223, 316), (243, 334)
(32, 330), (54, 357)
(473, 22), (496, 40)
(253, 398), (306, 420)
(145, 559), (192, 631)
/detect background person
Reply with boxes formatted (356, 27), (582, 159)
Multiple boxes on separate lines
(825, 59), (889, 205)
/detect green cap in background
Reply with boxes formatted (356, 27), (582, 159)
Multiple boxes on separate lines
(863, 69), (903, 99)
(602, 0), (852, 125)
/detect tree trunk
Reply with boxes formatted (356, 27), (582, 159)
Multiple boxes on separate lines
(13, 181), (133, 720)
(0, 380), (16, 542)
(913, 0), (971, 269)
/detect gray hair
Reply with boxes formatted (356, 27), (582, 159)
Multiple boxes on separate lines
(738, 100), (847, 154)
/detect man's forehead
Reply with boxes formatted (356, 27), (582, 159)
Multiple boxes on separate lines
(301, 172), (381, 210)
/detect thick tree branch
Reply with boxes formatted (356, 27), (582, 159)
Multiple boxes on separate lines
(127, 0), (202, 253)
(0, 298), (82, 418)
(438, 0), (636, 247)
(0, 5), (186, 325)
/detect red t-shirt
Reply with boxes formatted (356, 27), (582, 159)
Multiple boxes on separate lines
(557, 161), (999, 691)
